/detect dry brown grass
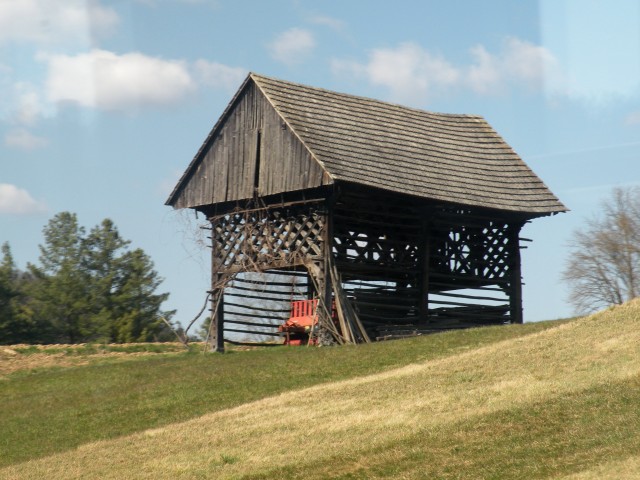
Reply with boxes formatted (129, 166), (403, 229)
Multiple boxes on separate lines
(2, 301), (639, 479)
(0, 343), (189, 378)
(559, 455), (640, 479)
(0, 348), (92, 376)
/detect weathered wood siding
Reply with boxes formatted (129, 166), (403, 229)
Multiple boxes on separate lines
(171, 82), (330, 209)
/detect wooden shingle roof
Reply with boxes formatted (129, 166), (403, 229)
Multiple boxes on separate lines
(252, 73), (565, 215)
(167, 73), (566, 216)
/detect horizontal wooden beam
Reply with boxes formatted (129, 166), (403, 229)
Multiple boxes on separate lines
(223, 328), (282, 337)
(224, 319), (282, 329)
(225, 310), (287, 321)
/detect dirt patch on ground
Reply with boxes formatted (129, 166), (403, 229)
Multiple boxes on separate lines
(0, 343), (190, 378)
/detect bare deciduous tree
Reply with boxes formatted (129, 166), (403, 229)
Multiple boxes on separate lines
(563, 186), (640, 314)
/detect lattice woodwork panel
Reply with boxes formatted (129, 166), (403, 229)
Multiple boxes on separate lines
(431, 212), (513, 282)
(334, 231), (417, 265)
(481, 223), (511, 279)
(212, 207), (325, 274)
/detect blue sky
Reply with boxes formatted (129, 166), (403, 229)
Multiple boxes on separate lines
(1, 0), (639, 327)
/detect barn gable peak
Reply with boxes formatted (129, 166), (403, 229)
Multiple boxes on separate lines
(165, 73), (332, 210)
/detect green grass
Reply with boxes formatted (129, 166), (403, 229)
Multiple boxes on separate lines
(3, 302), (639, 480)
(0, 320), (562, 468)
(255, 375), (640, 479)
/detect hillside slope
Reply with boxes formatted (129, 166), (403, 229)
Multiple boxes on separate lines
(0, 321), (561, 467)
(3, 301), (640, 479)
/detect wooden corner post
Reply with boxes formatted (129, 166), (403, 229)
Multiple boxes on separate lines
(210, 287), (225, 352)
(210, 219), (225, 353)
(508, 221), (524, 324)
(323, 193), (335, 317)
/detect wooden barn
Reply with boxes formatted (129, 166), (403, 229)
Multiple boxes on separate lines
(166, 73), (566, 351)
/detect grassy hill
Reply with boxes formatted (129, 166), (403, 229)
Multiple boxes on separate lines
(1, 301), (639, 479)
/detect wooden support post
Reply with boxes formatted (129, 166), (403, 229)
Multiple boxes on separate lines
(419, 214), (431, 323)
(210, 220), (226, 353)
(211, 289), (225, 352)
(508, 222), (524, 324)
(323, 201), (334, 318)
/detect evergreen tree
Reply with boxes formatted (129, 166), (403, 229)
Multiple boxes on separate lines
(0, 242), (39, 344)
(113, 248), (172, 342)
(82, 219), (173, 342)
(83, 219), (131, 340)
(7, 212), (173, 344)
(29, 212), (91, 343)
(0, 243), (15, 321)
(0, 243), (20, 343)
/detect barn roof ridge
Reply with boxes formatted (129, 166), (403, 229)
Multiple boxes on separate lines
(249, 72), (484, 120)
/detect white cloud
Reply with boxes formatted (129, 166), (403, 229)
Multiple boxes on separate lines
(368, 43), (459, 103)
(1, 79), (52, 129)
(503, 38), (557, 85)
(136, 0), (217, 5)
(467, 37), (559, 95)
(268, 28), (316, 65)
(5, 51), (244, 117)
(624, 111), (640, 125)
(42, 49), (195, 111)
(0, 184), (46, 215)
(310, 15), (346, 31)
(466, 45), (502, 95)
(333, 42), (459, 104)
(4, 128), (48, 150)
(0, 0), (118, 46)
(9, 82), (47, 126)
(332, 38), (559, 105)
(194, 61), (247, 91)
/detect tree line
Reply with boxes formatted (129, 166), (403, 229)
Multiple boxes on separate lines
(563, 186), (640, 314)
(0, 212), (175, 345)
